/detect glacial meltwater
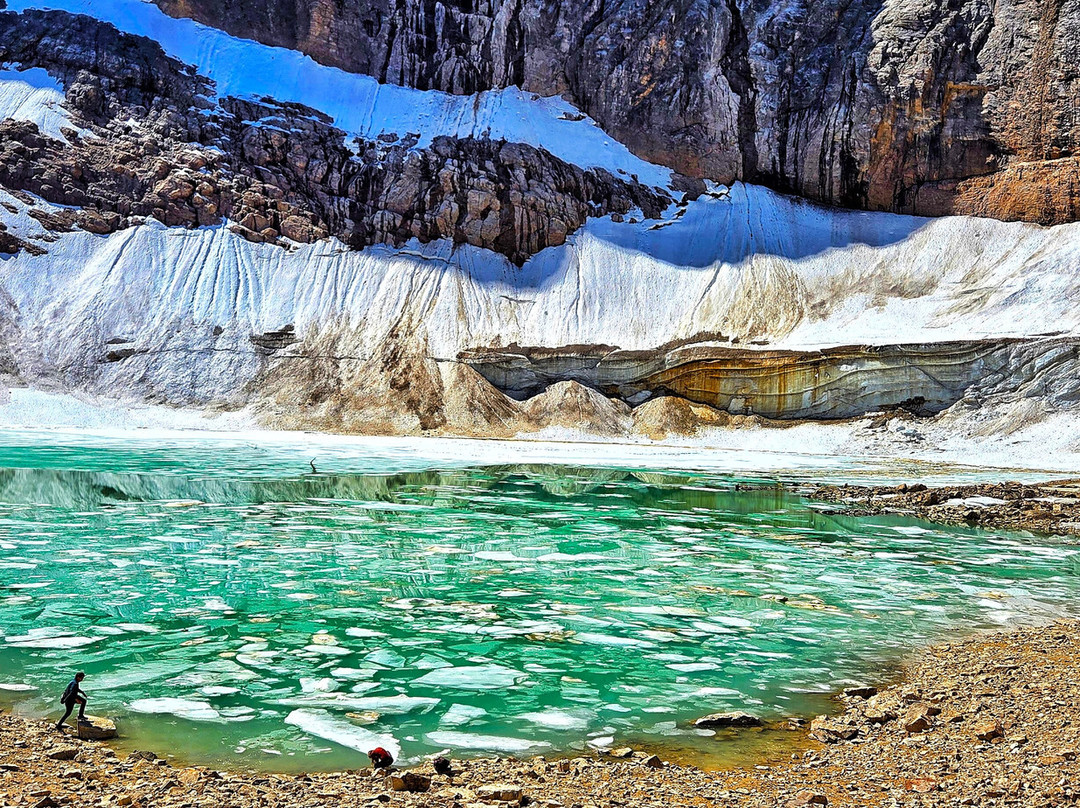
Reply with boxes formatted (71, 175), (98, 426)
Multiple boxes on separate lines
(1, 431), (1078, 771)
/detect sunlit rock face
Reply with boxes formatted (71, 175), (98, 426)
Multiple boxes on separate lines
(153, 0), (1080, 224)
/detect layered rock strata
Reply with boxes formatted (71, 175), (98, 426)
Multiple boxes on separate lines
(154, 0), (1080, 224)
(461, 338), (1080, 420)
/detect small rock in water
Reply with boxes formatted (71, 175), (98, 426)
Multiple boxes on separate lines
(128, 750), (158, 762)
(389, 772), (431, 793)
(843, 686), (877, 699)
(694, 711), (763, 729)
(77, 715), (117, 740)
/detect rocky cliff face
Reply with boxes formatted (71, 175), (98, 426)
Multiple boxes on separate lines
(154, 0), (1080, 225)
(0, 9), (668, 264)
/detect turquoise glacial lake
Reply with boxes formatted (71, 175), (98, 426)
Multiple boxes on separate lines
(0, 431), (1077, 770)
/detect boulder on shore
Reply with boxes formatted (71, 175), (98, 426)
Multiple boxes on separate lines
(77, 716), (117, 740)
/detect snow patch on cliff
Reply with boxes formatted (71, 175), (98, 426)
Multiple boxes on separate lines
(0, 66), (86, 139)
(6, 0), (672, 187)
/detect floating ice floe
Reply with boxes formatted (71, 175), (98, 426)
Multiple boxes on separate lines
(364, 649), (406, 668)
(129, 697), (221, 721)
(439, 704), (489, 726)
(166, 659), (259, 687)
(424, 731), (553, 755)
(114, 623), (160, 633)
(414, 664), (525, 690)
(93, 660), (195, 690)
(344, 627), (387, 639)
(574, 633), (654, 648)
(277, 693), (437, 714)
(285, 708), (402, 761)
(6, 634), (99, 649)
(299, 677), (340, 693)
(0, 683), (38, 692)
(517, 709), (591, 731)
(302, 644), (351, 656)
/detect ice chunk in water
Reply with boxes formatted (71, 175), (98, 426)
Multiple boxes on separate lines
(302, 644), (351, 656)
(7, 635), (99, 649)
(300, 677), (339, 693)
(518, 709), (591, 730)
(116, 623), (160, 633)
(440, 704), (489, 726)
(167, 659), (259, 686)
(345, 628), (387, 639)
(94, 661), (194, 690)
(575, 633), (654, 648)
(285, 708), (402, 761)
(129, 698), (221, 721)
(414, 665), (525, 690)
(0, 683), (37, 692)
(200, 686), (240, 697)
(277, 693), (437, 714)
(424, 731), (552, 754)
(365, 649), (406, 667)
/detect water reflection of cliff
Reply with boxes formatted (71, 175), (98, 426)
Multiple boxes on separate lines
(0, 463), (791, 513)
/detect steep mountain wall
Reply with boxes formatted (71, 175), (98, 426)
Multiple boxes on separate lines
(1, 0), (1079, 442)
(153, 0), (1080, 224)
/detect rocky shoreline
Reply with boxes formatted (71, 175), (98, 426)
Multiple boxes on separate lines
(2, 622), (1078, 807)
(808, 479), (1080, 536)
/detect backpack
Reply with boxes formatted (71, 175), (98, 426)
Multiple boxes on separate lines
(60, 680), (78, 704)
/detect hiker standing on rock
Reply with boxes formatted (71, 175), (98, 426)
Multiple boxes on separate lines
(56, 672), (88, 730)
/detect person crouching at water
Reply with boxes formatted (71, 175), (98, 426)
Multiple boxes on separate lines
(56, 672), (88, 730)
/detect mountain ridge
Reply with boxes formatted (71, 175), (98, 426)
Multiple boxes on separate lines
(151, 0), (1080, 224)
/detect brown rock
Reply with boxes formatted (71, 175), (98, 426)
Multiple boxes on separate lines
(476, 783), (525, 803)
(809, 717), (858, 743)
(905, 777), (939, 793)
(787, 791), (828, 807)
(973, 720), (1004, 741)
(694, 711), (763, 729)
(46, 747), (79, 761)
(389, 772), (431, 793)
(77, 716), (117, 740)
(843, 686), (877, 699)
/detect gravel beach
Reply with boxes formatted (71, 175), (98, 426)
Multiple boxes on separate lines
(2, 621), (1077, 807)
(809, 480), (1080, 536)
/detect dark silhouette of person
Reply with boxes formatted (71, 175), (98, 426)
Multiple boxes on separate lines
(56, 672), (88, 730)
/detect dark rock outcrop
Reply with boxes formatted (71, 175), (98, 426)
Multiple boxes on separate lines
(0, 9), (667, 263)
(154, 0), (1080, 225)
